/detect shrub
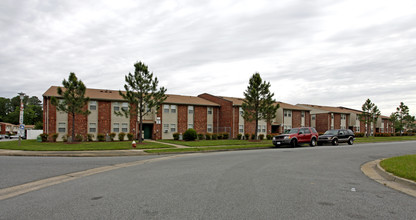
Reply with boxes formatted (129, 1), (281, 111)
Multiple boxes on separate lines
(212, 133), (218, 140)
(127, 133), (134, 141)
(237, 133), (243, 140)
(244, 133), (250, 140)
(109, 133), (116, 141)
(355, 132), (364, 137)
(206, 133), (212, 140)
(118, 132), (126, 141)
(184, 129), (197, 141)
(259, 134), (264, 140)
(40, 133), (48, 142)
(217, 133), (223, 139)
(223, 133), (229, 139)
(173, 132), (180, 140)
(75, 134), (83, 142)
(251, 134), (256, 140)
(51, 133), (59, 142)
(62, 134), (68, 142)
(87, 133), (94, 141)
(197, 133), (204, 140)
(97, 133), (105, 141)
(266, 134), (272, 140)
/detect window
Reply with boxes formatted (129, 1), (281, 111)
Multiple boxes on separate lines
(170, 124), (176, 132)
(114, 102), (120, 112)
(188, 124), (193, 129)
(163, 105), (169, 113)
(163, 124), (169, 133)
(312, 115), (316, 120)
(239, 125), (244, 133)
(122, 123), (128, 132)
(257, 125), (261, 132)
(121, 102), (128, 111)
(113, 123), (119, 132)
(284, 110), (292, 117)
(239, 107), (243, 116)
(188, 106), (194, 114)
(207, 124), (212, 132)
(331, 113), (334, 119)
(171, 105), (177, 113)
(208, 107), (213, 115)
(58, 122), (66, 133)
(301, 111), (305, 117)
(341, 114), (346, 120)
(262, 125), (266, 133)
(89, 123), (96, 133)
(90, 101), (97, 110)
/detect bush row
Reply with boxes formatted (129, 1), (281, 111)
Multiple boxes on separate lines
(39, 132), (135, 142)
(173, 129), (230, 141)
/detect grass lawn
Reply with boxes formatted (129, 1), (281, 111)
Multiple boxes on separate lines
(380, 155), (416, 182)
(0, 140), (174, 151)
(159, 139), (272, 147)
(355, 136), (416, 143)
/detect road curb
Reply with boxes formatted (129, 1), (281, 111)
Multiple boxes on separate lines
(361, 159), (416, 198)
(0, 149), (148, 157)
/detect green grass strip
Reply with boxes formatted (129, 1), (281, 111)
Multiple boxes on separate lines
(158, 139), (272, 147)
(145, 144), (275, 153)
(0, 140), (174, 151)
(380, 154), (416, 182)
(355, 136), (416, 143)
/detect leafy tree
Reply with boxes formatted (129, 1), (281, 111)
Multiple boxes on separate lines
(389, 112), (398, 134)
(51, 72), (90, 142)
(360, 99), (380, 137)
(118, 61), (167, 143)
(242, 73), (279, 139)
(0, 95), (43, 125)
(394, 102), (414, 135)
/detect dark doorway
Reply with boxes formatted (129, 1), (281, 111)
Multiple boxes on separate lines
(143, 124), (153, 139)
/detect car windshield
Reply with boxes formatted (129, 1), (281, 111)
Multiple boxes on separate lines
(324, 130), (338, 135)
(287, 128), (300, 134)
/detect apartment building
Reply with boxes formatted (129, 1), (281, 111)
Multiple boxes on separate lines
(0, 122), (18, 135)
(43, 86), (219, 141)
(297, 104), (360, 133)
(271, 102), (311, 133)
(198, 94), (269, 138)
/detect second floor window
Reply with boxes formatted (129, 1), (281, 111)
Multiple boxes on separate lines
(114, 102), (120, 112)
(208, 107), (213, 115)
(90, 101), (97, 110)
(188, 106), (194, 114)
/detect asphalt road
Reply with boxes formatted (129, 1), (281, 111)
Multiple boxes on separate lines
(1, 142), (416, 219)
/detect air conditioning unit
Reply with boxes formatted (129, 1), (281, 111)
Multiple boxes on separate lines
(164, 129), (168, 133)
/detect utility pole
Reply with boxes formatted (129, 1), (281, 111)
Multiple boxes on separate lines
(18, 92), (25, 146)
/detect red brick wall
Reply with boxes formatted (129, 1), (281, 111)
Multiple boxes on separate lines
(194, 106), (207, 134)
(129, 104), (137, 136)
(244, 120), (256, 135)
(0, 123), (5, 134)
(154, 108), (162, 140)
(316, 113), (329, 133)
(67, 105), (88, 139)
(292, 111), (301, 128)
(43, 97), (57, 135)
(305, 111), (310, 127)
(334, 113), (341, 129)
(178, 105), (188, 134)
(198, 94), (232, 130)
(98, 101), (111, 135)
(232, 106), (240, 138)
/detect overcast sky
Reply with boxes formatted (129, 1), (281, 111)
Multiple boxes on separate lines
(1, 0), (416, 116)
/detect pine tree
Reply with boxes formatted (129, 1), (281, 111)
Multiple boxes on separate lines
(119, 61), (167, 143)
(51, 72), (90, 142)
(242, 73), (279, 139)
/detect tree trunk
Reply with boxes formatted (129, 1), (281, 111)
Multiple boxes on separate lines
(138, 112), (143, 143)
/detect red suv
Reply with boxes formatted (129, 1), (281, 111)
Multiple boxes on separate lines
(273, 127), (319, 147)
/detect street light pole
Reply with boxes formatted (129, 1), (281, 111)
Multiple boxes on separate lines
(18, 92), (25, 146)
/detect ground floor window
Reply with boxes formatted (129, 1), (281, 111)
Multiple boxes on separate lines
(89, 123), (96, 133)
(58, 122), (66, 133)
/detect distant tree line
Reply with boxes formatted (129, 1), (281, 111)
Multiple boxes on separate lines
(0, 95), (43, 129)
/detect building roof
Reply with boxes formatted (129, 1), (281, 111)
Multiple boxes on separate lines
(218, 96), (245, 106)
(298, 104), (360, 114)
(277, 102), (310, 111)
(43, 86), (219, 106)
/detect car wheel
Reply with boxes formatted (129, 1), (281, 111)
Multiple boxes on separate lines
(290, 139), (297, 148)
(332, 138), (339, 146)
(348, 138), (354, 145)
(310, 138), (316, 147)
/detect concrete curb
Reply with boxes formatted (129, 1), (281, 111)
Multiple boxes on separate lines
(361, 159), (416, 197)
(0, 149), (147, 157)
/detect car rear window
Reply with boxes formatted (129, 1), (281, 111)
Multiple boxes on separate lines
(311, 128), (318, 134)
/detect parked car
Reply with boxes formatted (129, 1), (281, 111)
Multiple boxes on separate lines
(272, 127), (319, 147)
(318, 129), (355, 146)
(0, 134), (10, 139)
